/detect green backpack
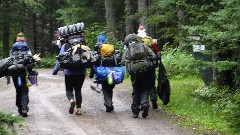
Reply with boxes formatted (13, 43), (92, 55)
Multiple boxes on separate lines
(126, 42), (153, 74)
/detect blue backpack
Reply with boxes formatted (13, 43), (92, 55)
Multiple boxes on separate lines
(94, 66), (125, 84)
(97, 34), (107, 45)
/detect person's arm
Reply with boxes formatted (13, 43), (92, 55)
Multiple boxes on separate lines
(120, 49), (128, 66)
(52, 45), (65, 75)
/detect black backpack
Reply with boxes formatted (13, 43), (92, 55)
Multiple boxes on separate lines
(57, 43), (97, 69)
(10, 42), (34, 65)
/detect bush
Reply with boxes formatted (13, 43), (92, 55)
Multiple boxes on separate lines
(225, 89), (240, 134)
(84, 23), (123, 50)
(0, 112), (23, 135)
(193, 86), (240, 134)
(161, 46), (199, 79)
(36, 55), (56, 68)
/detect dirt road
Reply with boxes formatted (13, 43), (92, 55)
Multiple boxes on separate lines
(0, 69), (195, 135)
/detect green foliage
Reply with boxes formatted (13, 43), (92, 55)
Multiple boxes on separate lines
(161, 45), (199, 79)
(193, 86), (240, 134)
(225, 89), (240, 133)
(36, 55), (56, 68)
(57, 0), (105, 24)
(164, 78), (229, 134)
(84, 23), (123, 50)
(84, 23), (108, 49)
(0, 112), (23, 135)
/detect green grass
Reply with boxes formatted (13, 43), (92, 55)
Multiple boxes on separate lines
(36, 55), (56, 68)
(162, 77), (229, 134)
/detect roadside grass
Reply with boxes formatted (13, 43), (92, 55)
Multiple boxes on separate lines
(36, 55), (56, 68)
(162, 77), (229, 134)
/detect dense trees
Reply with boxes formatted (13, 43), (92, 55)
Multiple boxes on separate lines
(0, 0), (239, 132)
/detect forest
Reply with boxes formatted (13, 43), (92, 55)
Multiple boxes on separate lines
(0, 0), (240, 134)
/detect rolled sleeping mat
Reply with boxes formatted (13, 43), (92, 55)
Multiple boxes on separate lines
(58, 22), (85, 37)
(0, 57), (12, 78)
(68, 24), (77, 35)
(58, 26), (64, 37)
(76, 22), (85, 32)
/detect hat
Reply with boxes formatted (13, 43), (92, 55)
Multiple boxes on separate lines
(17, 32), (24, 37)
(137, 26), (147, 38)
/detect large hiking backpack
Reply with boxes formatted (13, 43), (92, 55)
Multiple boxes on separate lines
(100, 44), (115, 57)
(96, 50), (122, 67)
(68, 35), (85, 45)
(0, 42), (35, 77)
(56, 43), (97, 69)
(126, 42), (153, 74)
(11, 42), (34, 65)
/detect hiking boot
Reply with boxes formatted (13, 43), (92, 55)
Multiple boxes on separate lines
(18, 111), (22, 115)
(90, 84), (102, 93)
(106, 106), (114, 113)
(69, 99), (75, 114)
(75, 108), (82, 115)
(22, 110), (28, 117)
(18, 108), (22, 115)
(152, 102), (158, 110)
(132, 113), (139, 118)
(142, 109), (148, 118)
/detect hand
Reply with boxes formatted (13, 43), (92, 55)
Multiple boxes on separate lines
(52, 70), (58, 75)
(33, 53), (42, 62)
(89, 74), (94, 79)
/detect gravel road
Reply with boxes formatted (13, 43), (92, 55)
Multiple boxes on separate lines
(0, 69), (196, 135)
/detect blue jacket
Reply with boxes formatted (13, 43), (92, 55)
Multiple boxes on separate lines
(53, 44), (86, 75)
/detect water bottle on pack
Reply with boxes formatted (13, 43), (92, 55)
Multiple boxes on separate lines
(107, 73), (113, 85)
(17, 77), (22, 86)
(112, 71), (118, 82)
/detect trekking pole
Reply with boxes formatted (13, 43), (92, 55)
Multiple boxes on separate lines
(6, 76), (11, 85)
(35, 75), (38, 86)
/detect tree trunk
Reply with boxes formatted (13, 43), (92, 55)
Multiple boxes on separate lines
(49, 18), (55, 55)
(105, 0), (116, 37)
(138, 0), (148, 31)
(216, 49), (235, 88)
(125, 0), (135, 35)
(177, 9), (185, 48)
(2, 20), (10, 58)
(26, 9), (37, 54)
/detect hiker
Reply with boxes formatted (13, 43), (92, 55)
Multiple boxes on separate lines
(137, 26), (159, 109)
(90, 34), (124, 113)
(52, 34), (86, 115)
(121, 33), (156, 118)
(16, 32), (27, 42)
(10, 32), (40, 117)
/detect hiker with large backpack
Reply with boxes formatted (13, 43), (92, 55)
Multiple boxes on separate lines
(121, 34), (156, 118)
(2, 32), (41, 117)
(52, 25), (87, 115)
(138, 26), (171, 106)
(137, 26), (159, 109)
(89, 34), (125, 113)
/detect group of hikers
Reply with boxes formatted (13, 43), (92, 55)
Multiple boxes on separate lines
(0, 24), (170, 119)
